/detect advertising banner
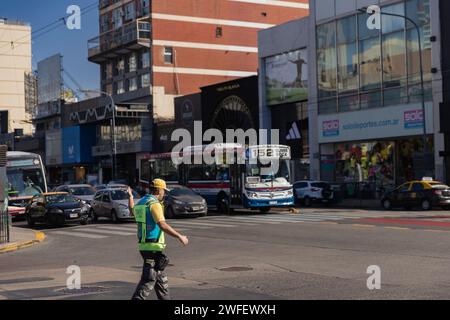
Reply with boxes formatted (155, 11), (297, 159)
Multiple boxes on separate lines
(265, 48), (308, 106)
(318, 102), (434, 144)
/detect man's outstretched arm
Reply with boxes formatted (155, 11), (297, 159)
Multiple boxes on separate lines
(158, 221), (189, 246)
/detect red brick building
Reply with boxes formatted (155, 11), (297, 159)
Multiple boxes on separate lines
(89, 0), (309, 122)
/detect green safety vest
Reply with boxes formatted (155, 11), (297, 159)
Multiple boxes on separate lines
(134, 196), (166, 252)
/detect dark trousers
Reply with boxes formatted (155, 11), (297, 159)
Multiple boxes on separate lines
(132, 251), (171, 300)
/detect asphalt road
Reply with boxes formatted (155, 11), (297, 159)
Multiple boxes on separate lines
(2, 208), (450, 300)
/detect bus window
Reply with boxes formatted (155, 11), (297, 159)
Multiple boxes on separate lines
(140, 159), (150, 182)
(203, 165), (217, 181)
(216, 165), (229, 181)
(153, 159), (178, 182)
(188, 165), (203, 181)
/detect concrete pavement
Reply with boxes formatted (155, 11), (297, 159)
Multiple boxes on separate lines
(2, 208), (450, 299)
(0, 227), (45, 254)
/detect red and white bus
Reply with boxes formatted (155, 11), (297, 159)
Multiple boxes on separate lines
(138, 144), (294, 213)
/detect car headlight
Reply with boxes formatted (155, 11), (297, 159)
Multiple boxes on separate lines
(173, 200), (185, 205)
(81, 205), (89, 213)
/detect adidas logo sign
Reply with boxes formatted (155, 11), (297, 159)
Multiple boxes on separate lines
(286, 121), (301, 141)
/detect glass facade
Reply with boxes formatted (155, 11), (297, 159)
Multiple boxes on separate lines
(317, 0), (432, 115)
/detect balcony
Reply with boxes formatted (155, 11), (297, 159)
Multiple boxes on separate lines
(88, 17), (151, 63)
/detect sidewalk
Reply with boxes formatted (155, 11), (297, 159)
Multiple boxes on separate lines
(0, 227), (45, 254)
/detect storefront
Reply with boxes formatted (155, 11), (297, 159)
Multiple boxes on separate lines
(318, 102), (435, 198)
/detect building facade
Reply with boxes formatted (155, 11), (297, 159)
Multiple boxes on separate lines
(308, 0), (443, 197)
(258, 17), (311, 182)
(0, 19), (33, 140)
(88, 0), (309, 124)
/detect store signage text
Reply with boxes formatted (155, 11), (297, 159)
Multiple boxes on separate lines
(322, 120), (340, 137)
(404, 109), (424, 129)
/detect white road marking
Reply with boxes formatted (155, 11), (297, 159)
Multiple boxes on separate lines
(73, 228), (135, 236)
(52, 231), (108, 239)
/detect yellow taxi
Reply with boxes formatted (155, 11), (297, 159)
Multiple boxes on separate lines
(381, 178), (450, 211)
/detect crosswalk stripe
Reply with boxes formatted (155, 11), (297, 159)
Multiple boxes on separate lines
(96, 225), (137, 231)
(52, 231), (108, 239)
(213, 217), (281, 224)
(201, 218), (260, 225)
(230, 216), (305, 223)
(170, 221), (236, 228)
(73, 228), (135, 236)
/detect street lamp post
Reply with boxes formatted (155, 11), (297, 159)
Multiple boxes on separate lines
(80, 89), (117, 182)
(359, 7), (430, 171)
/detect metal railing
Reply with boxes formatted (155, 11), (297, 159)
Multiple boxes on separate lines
(0, 145), (9, 244)
(88, 17), (151, 58)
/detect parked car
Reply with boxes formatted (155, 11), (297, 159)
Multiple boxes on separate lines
(164, 185), (207, 218)
(381, 179), (450, 211)
(54, 184), (96, 204)
(25, 192), (90, 227)
(90, 188), (138, 223)
(293, 181), (334, 206)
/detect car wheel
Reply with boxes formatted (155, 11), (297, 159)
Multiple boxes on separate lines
(111, 210), (119, 223)
(166, 206), (176, 219)
(421, 199), (431, 211)
(303, 197), (312, 207)
(259, 207), (271, 213)
(80, 217), (88, 226)
(90, 209), (98, 223)
(26, 214), (35, 227)
(382, 199), (392, 210)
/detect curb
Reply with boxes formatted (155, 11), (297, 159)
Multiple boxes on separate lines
(0, 231), (46, 254)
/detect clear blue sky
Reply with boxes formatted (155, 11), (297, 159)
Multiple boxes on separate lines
(1, 0), (100, 91)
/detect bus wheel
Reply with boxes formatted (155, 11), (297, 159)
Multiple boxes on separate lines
(217, 196), (230, 215)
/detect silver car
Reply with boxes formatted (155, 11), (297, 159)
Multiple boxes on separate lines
(90, 188), (138, 223)
(54, 184), (96, 204)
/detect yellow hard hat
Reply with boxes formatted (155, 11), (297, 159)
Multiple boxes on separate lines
(152, 178), (169, 191)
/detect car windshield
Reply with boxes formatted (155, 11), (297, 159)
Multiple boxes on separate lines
(69, 187), (95, 196)
(170, 187), (197, 197)
(46, 195), (78, 204)
(110, 190), (129, 200)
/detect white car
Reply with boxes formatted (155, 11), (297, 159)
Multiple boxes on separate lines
(90, 188), (140, 223)
(293, 181), (334, 207)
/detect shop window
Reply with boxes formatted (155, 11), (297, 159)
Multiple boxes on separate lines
(382, 31), (407, 88)
(360, 91), (382, 110)
(359, 37), (381, 91)
(381, 3), (405, 34)
(338, 95), (359, 112)
(317, 22), (337, 98)
(384, 87), (408, 107)
(318, 98), (337, 115)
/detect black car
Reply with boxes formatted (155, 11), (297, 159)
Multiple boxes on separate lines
(25, 192), (90, 227)
(164, 185), (207, 219)
(381, 180), (450, 211)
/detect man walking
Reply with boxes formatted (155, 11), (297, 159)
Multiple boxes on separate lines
(128, 179), (189, 300)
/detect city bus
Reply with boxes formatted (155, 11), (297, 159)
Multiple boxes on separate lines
(6, 152), (48, 218)
(138, 144), (294, 213)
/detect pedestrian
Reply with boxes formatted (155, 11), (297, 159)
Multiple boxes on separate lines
(128, 179), (189, 300)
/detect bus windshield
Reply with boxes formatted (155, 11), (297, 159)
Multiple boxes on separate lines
(6, 160), (46, 198)
(246, 160), (290, 185)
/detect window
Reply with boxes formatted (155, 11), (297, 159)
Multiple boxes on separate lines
(412, 183), (424, 191)
(317, 22), (337, 99)
(102, 193), (111, 203)
(318, 98), (337, 115)
(142, 50), (150, 68)
(337, 16), (358, 95)
(140, 0), (150, 16)
(382, 3), (405, 34)
(188, 165), (203, 181)
(129, 77), (138, 91)
(112, 7), (123, 29)
(382, 31), (407, 88)
(141, 73), (151, 88)
(164, 47), (174, 64)
(125, 2), (135, 21)
(203, 165), (217, 181)
(359, 37), (381, 91)
(294, 182), (308, 189)
(399, 183), (411, 192)
(129, 53), (137, 72)
(116, 57), (125, 75)
(117, 80), (125, 94)
(216, 26), (223, 38)
(100, 13), (110, 33)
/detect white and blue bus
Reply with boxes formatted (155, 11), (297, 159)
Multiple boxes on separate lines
(6, 152), (48, 218)
(138, 144), (294, 213)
